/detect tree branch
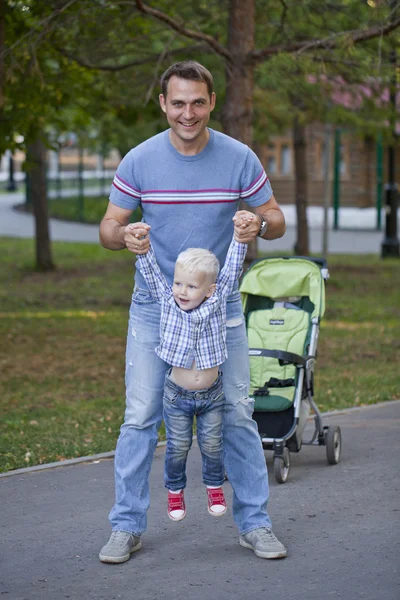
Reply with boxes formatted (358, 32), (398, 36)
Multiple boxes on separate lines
(251, 17), (400, 63)
(144, 32), (176, 105)
(134, 0), (231, 61)
(277, 0), (288, 36)
(52, 42), (212, 71)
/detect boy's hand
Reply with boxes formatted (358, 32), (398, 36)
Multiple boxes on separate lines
(233, 210), (258, 242)
(125, 222), (151, 254)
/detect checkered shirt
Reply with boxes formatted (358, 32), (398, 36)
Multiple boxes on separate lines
(137, 237), (247, 370)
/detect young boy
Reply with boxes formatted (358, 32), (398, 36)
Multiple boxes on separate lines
(128, 212), (253, 522)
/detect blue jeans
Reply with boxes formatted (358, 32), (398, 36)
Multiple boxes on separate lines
(108, 288), (272, 536)
(163, 369), (225, 491)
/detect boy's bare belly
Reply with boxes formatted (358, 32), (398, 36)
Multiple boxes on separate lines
(171, 363), (219, 391)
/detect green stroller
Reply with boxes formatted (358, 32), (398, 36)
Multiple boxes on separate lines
(240, 256), (342, 483)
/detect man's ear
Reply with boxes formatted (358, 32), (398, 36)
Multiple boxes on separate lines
(206, 283), (217, 298)
(159, 94), (167, 113)
(210, 92), (216, 112)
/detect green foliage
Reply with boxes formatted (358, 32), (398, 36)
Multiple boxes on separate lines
(252, 0), (398, 140)
(3, 2), (97, 153)
(2, 0), (227, 159)
(3, 0), (399, 157)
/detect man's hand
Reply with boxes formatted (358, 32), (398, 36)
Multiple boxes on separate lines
(232, 210), (258, 243)
(125, 223), (151, 254)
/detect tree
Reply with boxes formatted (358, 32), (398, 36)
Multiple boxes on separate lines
(1, 1), (100, 269)
(4, 1), (400, 263)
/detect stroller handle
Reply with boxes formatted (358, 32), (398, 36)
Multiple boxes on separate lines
(247, 255), (329, 279)
(258, 255), (327, 269)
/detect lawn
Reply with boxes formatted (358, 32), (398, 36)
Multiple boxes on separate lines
(46, 194), (110, 223)
(1, 238), (399, 473)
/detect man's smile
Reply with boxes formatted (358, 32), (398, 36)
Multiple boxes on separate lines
(179, 121), (198, 128)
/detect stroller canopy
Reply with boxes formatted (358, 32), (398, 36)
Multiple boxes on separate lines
(240, 257), (326, 320)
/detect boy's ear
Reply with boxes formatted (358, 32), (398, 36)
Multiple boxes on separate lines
(206, 283), (217, 298)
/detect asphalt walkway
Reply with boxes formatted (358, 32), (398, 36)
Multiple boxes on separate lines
(1, 401), (399, 600)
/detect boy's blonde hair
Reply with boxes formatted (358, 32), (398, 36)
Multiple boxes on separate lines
(175, 248), (220, 282)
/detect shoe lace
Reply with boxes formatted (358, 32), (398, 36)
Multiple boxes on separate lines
(256, 528), (278, 543)
(109, 531), (131, 549)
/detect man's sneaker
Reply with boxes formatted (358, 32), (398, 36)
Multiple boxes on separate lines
(99, 531), (141, 564)
(206, 486), (227, 517)
(168, 489), (186, 521)
(239, 527), (287, 559)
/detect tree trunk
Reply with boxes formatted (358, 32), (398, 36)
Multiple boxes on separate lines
(293, 117), (309, 255)
(221, 0), (258, 267)
(221, 0), (254, 145)
(26, 138), (55, 271)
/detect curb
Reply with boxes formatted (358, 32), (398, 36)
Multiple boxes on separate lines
(1, 400), (398, 479)
(0, 441), (167, 479)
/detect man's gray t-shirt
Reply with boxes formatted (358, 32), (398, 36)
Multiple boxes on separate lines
(109, 128), (273, 290)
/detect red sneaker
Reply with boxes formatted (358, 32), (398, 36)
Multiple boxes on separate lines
(167, 490), (186, 521)
(207, 487), (227, 517)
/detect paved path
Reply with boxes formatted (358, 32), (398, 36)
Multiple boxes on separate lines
(0, 190), (101, 244)
(1, 190), (397, 253)
(1, 401), (399, 600)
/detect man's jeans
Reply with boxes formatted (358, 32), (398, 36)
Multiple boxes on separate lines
(163, 369), (225, 491)
(108, 288), (272, 536)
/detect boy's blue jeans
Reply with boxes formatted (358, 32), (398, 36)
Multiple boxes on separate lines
(163, 369), (225, 491)
(108, 288), (272, 536)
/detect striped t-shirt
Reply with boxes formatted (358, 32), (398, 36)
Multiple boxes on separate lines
(109, 128), (273, 290)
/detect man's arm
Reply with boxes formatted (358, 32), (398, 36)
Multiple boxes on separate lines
(99, 202), (150, 254)
(255, 195), (286, 240)
(233, 196), (286, 243)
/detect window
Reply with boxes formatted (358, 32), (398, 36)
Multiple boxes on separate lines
(280, 145), (291, 175)
(339, 143), (348, 177)
(267, 156), (277, 174)
(265, 139), (292, 177)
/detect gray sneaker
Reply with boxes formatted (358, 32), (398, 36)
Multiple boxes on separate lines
(239, 527), (287, 559)
(99, 531), (142, 564)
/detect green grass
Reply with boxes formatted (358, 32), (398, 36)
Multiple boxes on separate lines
(46, 177), (113, 193)
(47, 195), (110, 224)
(1, 239), (399, 473)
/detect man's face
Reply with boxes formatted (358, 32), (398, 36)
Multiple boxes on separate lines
(159, 76), (216, 152)
(172, 265), (216, 311)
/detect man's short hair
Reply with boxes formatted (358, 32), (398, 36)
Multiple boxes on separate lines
(160, 61), (214, 98)
(175, 248), (220, 282)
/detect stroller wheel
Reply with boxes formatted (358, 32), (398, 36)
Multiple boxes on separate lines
(325, 425), (342, 465)
(273, 447), (291, 484)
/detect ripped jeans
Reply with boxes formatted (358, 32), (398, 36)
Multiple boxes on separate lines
(108, 289), (272, 536)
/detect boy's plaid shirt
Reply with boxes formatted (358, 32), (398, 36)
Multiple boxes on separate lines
(137, 237), (247, 370)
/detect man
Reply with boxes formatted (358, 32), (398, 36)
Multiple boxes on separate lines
(99, 60), (287, 563)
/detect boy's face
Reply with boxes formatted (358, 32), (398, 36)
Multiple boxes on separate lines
(172, 265), (216, 311)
